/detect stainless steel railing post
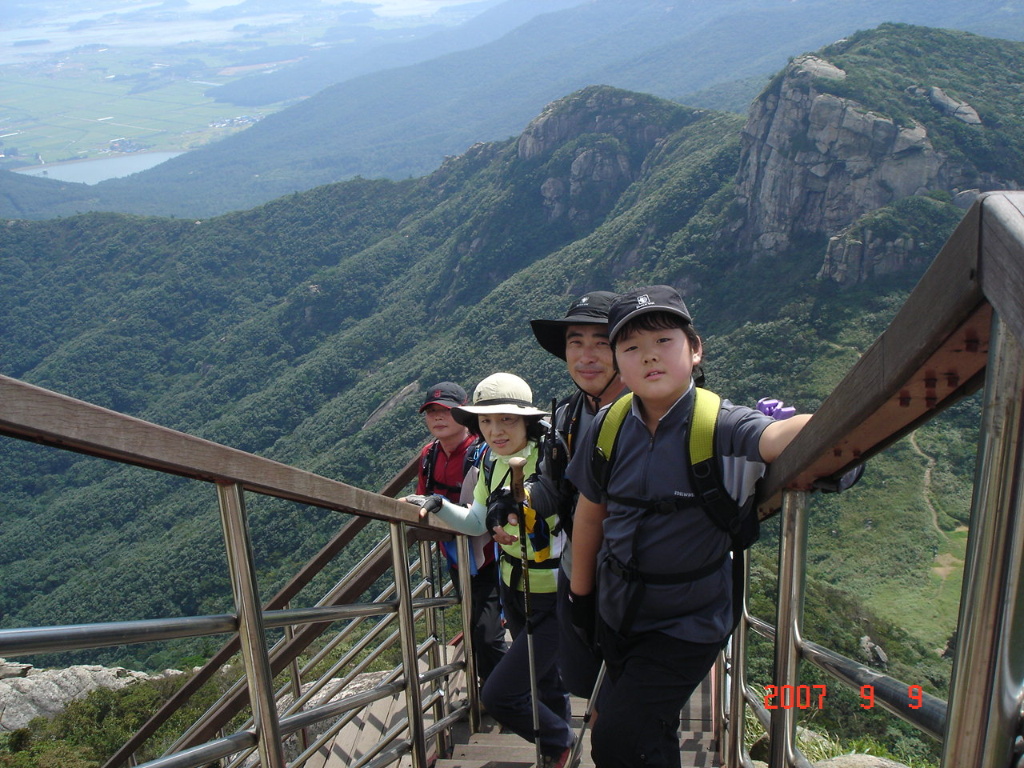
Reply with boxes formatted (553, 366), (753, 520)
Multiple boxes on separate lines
(420, 539), (450, 759)
(943, 314), (1024, 768)
(283, 616), (309, 754)
(725, 549), (751, 767)
(215, 482), (285, 768)
(391, 522), (428, 768)
(769, 490), (809, 768)
(456, 533), (482, 733)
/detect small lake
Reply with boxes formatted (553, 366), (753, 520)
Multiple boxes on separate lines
(13, 152), (185, 185)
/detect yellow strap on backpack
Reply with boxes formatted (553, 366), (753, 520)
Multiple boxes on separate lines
(595, 388), (720, 467)
(689, 388), (720, 464)
(522, 497), (551, 562)
(595, 392), (634, 462)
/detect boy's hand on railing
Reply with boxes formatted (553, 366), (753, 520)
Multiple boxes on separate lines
(814, 464), (866, 493)
(757, 397), (797, 420)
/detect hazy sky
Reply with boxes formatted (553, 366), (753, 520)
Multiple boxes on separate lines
(3, 0), (490, 64)
(183, 0), (481, 17)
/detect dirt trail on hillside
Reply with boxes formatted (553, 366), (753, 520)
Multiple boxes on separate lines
(909, 433), (970, 587)
(910, 432), (945, 540)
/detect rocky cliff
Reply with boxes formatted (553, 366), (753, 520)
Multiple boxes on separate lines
(516, 86), (692, 229)
(0, 659), (177, 732)
(733, 54), (1003, 266)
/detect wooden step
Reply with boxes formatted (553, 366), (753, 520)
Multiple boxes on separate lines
(317, 661), (718, 767)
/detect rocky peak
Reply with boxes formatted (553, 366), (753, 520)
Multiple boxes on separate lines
(733, 55), (952, 257)
(517, 86), (682, 228)
(517, 86), (672, 162)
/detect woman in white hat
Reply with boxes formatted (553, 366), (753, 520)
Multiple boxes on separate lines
(428, 372), (574, 767)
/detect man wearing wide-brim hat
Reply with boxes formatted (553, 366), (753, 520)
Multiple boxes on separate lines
(529, 291), (628, 706)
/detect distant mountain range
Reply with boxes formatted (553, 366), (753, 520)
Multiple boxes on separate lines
(4, 0), (1024, 220)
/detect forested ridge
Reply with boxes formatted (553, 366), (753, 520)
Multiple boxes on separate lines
(3, 23), (1024, 764)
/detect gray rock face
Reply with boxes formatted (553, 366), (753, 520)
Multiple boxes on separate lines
(924, 86), (982, 124)
(735, 55), (950, 257)
(814, 756), (909, 768)
(817, 228), (921, 286)
(517, 87), (675, 228)
(0, 659), (170, 731)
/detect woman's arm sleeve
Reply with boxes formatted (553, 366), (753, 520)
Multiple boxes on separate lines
(433, 497), (489, 536)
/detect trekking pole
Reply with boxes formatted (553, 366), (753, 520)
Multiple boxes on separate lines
(568, 661), (605, 768)
(509, 456), (544, 768)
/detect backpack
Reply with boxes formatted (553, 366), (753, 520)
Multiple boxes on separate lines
(422, 436), (490, 499)
(591, 387), (759, 630)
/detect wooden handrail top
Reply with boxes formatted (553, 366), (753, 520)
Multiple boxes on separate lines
(758, 191), (1024, 516)
(0, 375), (458, 535)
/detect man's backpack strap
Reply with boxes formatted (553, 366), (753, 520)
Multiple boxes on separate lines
(465, 437), (488, 473)
(422, 439), (440, 495)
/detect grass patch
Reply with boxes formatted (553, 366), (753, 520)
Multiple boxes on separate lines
(0, 47), (289, 166)
(870, 526), (967, 654)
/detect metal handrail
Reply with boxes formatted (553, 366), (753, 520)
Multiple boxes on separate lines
(219, 574), (443, 762)
(0, 374), (475, 768)
(101, 500), (399, 768)
(743, 612), (947, 740)
(719, 191), (1024, 766)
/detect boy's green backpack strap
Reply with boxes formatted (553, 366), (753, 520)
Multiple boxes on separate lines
(689, 388), (747, 541)
(688, 387), (759, 633)
(689, 388), (720, 465)
(595, 392), (634, 463)
(592, 392), (633, 494)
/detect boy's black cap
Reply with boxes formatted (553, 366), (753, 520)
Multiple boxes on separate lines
(529, 290), (619, 360)
(608, 285), (692, 344)
(419, 382), (468, 412)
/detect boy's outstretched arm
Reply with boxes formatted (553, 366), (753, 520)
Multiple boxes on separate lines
(569, 495), (608, 596)
(759, 413), (813, 464)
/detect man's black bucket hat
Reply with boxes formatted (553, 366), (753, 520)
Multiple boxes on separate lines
(529, 290), (619, 360)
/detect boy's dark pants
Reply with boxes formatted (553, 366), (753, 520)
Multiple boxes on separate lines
(482, 587), (573, 758)
(591, 619), (723, 768)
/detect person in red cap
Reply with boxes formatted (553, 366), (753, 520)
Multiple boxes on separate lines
(403, 381), (507, 684)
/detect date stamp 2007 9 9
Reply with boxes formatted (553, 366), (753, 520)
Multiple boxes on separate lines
(763, 684), (927, 710)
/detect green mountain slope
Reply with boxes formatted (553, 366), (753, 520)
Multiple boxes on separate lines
(3, 24), (1022, 759)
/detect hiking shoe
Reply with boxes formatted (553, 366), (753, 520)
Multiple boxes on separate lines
(540, 742), (573, 768)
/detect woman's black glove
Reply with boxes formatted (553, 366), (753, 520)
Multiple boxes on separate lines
(485, 488), (518, 534)
(568, 589), (597, 649)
